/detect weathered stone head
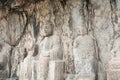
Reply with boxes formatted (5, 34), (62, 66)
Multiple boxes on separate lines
(40, 21), (53, 37)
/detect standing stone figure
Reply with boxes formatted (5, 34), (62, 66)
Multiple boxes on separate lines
(18, 31), (35, 80)
(73, 35), (95, 80)
(31, 21), (63, 80)
(38, 21), (62, 60)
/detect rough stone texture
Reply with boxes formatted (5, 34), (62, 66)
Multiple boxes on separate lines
(74, 73), (95, 80)
(0, 0), (119, 80)
(107, 58), (120, 80)
(73, 35), (95, 75)
(48, 60), (65, 80)
(65, 73), (95, 80)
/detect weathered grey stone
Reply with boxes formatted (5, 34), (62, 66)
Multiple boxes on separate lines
(48, 60), (65, 80)
(74, 73), (95, 80)
(111, 37), (120, 58)
(65, 73), (95, 80)
(65, 74), (75, 80)
(36, 56), (49, 80)
(6, 77), (18, 80)
(0, 42), (11, 78)
(71, 0), (87, 37)
(107, 58), (120, 80)
(92, 0), (114, 80)
(37, 35), (62, 60)
(0, 0), (120, 80)
(73, 35), (95, 74)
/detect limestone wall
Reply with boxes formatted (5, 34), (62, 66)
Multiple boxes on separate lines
(0, 0), (120, 80)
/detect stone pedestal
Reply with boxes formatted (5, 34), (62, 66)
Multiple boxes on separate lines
(65, 74), (75, 80)
(48, 60), (65, 80)
(65, 73), (95, 80)
(107, 58), (120, 80)
(74, 73), (95, 80)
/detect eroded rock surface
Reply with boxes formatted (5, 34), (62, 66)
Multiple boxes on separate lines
(0, 0), (120, 80)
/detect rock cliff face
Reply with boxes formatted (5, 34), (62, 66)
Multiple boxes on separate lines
(0, 0), (120, 80)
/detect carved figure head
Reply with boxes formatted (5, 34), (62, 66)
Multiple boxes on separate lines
(40, 21), (53, 37)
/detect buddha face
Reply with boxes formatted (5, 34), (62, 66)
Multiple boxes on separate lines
(40, 22), (53, 37)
